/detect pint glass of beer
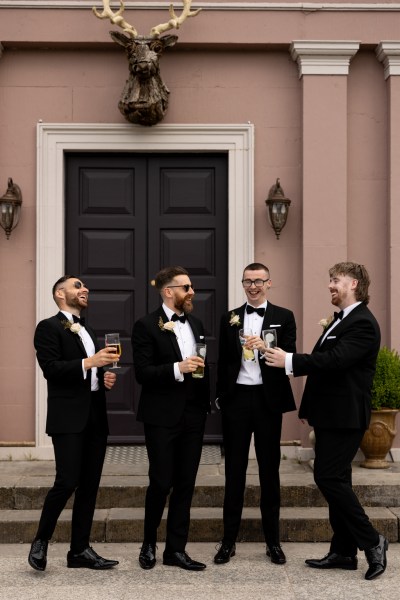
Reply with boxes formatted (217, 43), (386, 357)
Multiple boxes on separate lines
(192, 343), (206, 378)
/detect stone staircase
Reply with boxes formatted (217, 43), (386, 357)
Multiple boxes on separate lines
(1, 453), (400, 544)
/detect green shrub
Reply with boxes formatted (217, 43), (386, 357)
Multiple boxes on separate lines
(371, 347), (400, 410)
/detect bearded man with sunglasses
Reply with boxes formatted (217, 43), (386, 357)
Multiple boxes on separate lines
(132, 266), (210, 571)
(28, 275), (120, 572)
(214, 263), (296, 566)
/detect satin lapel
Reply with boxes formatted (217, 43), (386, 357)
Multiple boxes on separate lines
(262, 302), (274, 331)
(158, 308), (183, 361)
(234, 305), (246, 355)
(187, 314), (200, 342)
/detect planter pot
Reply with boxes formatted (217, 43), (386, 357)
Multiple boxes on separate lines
(360, 409), (399, 469)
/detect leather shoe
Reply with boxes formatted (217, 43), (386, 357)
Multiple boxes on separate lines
(267, 545), (286, 565)
(214, 541), (236, 564)
(163, 551), (206, 571)
(139, 542), (156, 570)
(28, 539), (48, 571)
(67, 546), (119, 569)
(305, 552), (358, 570)
(365, 534), (388, 580)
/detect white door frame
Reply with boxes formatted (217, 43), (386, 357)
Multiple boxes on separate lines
(31, 122), (254, 457)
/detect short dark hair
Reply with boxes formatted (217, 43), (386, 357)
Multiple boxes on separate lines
(329, 262), (371, 304)
(153, 266), (189, 291)
(52, 275), (78, 298)
(243, 262), (270, 278)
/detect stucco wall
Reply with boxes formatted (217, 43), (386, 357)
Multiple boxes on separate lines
(0, 1), (399, 450)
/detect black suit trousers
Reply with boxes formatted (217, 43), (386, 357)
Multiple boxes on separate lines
(221, 385), (283, 546)
(313, 427), (379, 554)
(36, 392), (108, 552)
(143, 404), (206, 552)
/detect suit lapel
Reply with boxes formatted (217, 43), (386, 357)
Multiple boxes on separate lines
(158, 307), (183, 360)
(56, 311), (87, 355)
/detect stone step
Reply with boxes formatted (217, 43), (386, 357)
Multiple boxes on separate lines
(0, 506), (399, 544)
(1, 481), (400, 510)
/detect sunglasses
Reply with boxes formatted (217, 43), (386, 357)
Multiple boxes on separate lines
(73, 281), (87, 289)
(166, 284), (194, 293)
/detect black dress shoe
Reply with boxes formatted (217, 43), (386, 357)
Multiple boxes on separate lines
(214, 541), (236, 564)
(163, 551), (206, 571)
(67, 546), (119, 570)
(139, 542), (156, 570)
(28, 539), (48, 571)
(267, 545), (286, 565)
(365, 534), (388, 580)
(305, 552), (358, 570)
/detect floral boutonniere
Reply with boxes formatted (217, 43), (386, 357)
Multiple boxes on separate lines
(318, 315), (334, 330)
(229, 311), (241, 327)
(61, 320), (81, 335)
(158, 317), (176, 334)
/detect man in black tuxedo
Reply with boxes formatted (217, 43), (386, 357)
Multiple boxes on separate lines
(28, 275), (120, 572)
(214, 262), (296, 566)
(265, 262), (388, 581)
(132, 266), (210, 571)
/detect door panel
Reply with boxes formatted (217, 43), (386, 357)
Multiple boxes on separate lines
(65, 152), (227, 443)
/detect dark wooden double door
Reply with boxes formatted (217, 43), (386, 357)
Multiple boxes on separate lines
(65, 152), (228, 443)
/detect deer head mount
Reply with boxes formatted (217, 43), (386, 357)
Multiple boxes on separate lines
(93, 0), (201, 126)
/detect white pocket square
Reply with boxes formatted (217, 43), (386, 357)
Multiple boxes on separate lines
(269, 324), (281, 327)
(327, 335), (336, 339)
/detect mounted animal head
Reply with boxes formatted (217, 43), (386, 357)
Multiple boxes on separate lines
(92, 0), (202, 126)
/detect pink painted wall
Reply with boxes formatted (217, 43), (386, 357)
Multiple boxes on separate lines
(0, 3), (399, 448)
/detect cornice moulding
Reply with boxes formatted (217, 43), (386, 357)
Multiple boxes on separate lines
(376, 41), (400, 78)
(290, 40), (360, 76)
(1, 2), (400, 11)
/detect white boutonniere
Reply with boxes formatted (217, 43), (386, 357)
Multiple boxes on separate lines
(158, 317), (176, 334)
(318, 315), (334, 330)
(229, 311), (241, 327)
(62, 320), (81, 334)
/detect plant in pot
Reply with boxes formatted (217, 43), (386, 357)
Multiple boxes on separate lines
(360, 346), (400, 468)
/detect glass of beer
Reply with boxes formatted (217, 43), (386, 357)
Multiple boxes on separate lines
(239, 329), (255, 361)
(192, 343), (206, 378)
(105, 333), (121, 369)
(262, 328), (277, 349)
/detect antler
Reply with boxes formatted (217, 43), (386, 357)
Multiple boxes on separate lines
(150, 0), (202, 38)
(92, 0), (138, 38)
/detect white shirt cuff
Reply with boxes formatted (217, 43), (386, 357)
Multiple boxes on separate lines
(174, 362), (184, 382)
(285, 353), (294, 376)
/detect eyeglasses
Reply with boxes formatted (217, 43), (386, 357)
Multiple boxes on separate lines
(73, 281), (87, 289)
(166, 284), (194, 293)
(242, 279), (270, 288)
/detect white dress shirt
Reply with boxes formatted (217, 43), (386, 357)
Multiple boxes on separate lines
(236, 301), (268, 386)
(61, 310), (99, 391)
(162, 303), (196, 382)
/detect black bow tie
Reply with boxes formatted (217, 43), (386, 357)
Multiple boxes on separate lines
(246, 305), (265, 317)
(171, 313), (186, 324)
(72, 314), (85, 326)
(333, 310), (344, 321)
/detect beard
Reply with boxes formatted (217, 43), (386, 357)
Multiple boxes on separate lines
(174, 295), (193, 314)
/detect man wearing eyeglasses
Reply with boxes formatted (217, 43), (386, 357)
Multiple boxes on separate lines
(214, 262), (296, 566)
(132, 266), (210, 571)
(28, 275), (120, 572)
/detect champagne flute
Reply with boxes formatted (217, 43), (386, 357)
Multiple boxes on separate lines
(105, 333), (121, 369)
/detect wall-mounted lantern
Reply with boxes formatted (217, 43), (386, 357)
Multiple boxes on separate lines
(0, 178), (22, 240)
(265, 178), (291, 240)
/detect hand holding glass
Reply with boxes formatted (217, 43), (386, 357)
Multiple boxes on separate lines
(192, 343), (206, 378)
(239, 329), (255, 362)
(105, 333), (121, 369)
(262, 328), (277, 349)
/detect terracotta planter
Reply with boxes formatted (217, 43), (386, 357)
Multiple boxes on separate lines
(360, 409), (399, 469)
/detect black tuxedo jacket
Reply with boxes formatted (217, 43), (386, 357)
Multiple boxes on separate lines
(216, 302), (296, 413)
(296, 303), (381, 429)
(132, 307), (211, 427)
(34, 312), (108, 435)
